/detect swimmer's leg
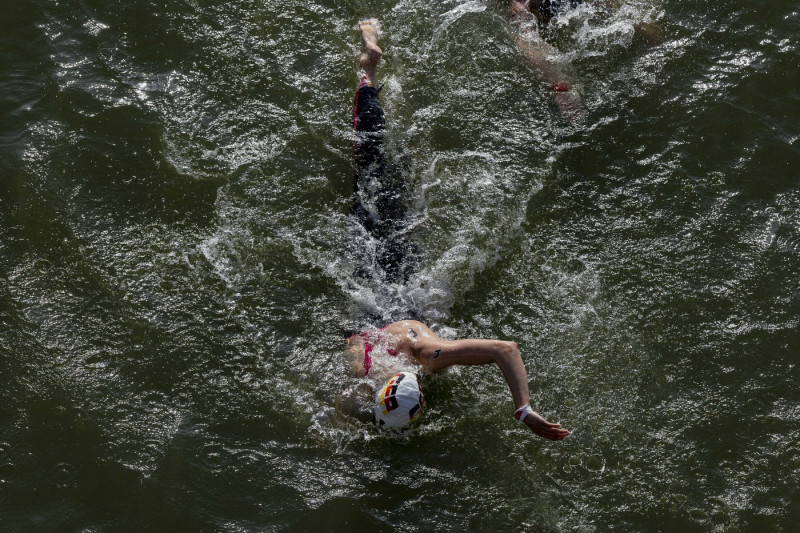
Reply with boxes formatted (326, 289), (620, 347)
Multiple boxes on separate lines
(352, 21), (415, 282)
(353, 21), (387, 235)
(510, 1), (582, 120)
(359, 20), (382, 89)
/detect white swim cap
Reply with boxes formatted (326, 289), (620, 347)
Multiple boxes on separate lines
(373, 372), (424, 428)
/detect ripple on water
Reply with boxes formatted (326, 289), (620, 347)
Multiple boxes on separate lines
(689, 508), (710, 523)
(51, 462), (78, 489)
(584, 454), (604, 472)
(0, 462), (18, 484)
(775, 224), (800, 255)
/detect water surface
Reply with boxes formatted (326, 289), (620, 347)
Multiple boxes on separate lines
(1, 0), (799, 530)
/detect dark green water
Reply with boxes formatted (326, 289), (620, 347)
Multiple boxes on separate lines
(1, 0), (798, 530)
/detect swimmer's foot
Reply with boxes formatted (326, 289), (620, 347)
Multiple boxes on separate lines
(359, 20), (382, 88)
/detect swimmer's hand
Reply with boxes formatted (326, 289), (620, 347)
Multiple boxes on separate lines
(523, 411), (571, 440)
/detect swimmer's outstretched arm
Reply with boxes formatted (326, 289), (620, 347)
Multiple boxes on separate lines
(419, 337), (571, 440)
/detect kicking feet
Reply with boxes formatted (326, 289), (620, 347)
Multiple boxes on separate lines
(359, 20), (383, 88)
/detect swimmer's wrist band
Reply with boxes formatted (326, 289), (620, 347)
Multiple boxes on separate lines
(515, 404), (534, 423)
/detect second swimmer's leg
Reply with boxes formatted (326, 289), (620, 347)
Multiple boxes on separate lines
(510, 1), (582, 120)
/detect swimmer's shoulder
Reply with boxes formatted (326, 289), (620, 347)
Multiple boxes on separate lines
(385, 319), (436, 337)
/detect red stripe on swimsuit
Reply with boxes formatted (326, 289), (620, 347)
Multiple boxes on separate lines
(349, 326), (397, 376)
(352, 75), (367, 159)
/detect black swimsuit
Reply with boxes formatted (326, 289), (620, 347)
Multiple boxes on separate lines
(352, 78), (416, 284)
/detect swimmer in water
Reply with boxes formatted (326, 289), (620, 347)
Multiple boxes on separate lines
(345, 318), (571, 441)
(509, 0), (662, 118)
(347, 22), (570, 441)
